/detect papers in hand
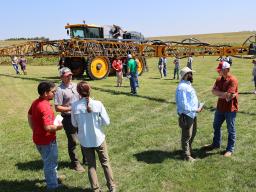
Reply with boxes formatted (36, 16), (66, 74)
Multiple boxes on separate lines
(198, 102), (205, 110)
(54, 114), (63, 126)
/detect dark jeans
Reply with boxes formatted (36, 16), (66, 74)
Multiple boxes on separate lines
(163, 65), (167, 77)
(173, 68), (179, 79)
(129, 72), (137, 94)
(178, 114), (197, 157)
(212, 110), (236, 152)
(62, 115), (86, 166)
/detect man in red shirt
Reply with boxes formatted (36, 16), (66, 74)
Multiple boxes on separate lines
(28, 81), (63, 190)
(204, 62), (238, 157)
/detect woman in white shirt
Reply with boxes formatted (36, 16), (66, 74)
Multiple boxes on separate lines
(71, 81), (116, 192)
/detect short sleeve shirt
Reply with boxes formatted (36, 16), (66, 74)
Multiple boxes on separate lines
(54, 82), (79, 115)
(28, 98), (56, 145)
(213, 74), (238, 112)
(127, 59), (137, 73)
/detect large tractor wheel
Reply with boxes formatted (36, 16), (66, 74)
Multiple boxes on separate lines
(136, 57), (146, 76)
(86, 56), (111, 80)
(62, 57), (85, 78)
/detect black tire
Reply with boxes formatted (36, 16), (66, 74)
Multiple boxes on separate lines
(62, 57), (85, 78)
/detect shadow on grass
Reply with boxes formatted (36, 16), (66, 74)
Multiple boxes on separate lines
(16, 160), (70, 171)
(0, 73), (91, 82)
(0, 179), (91, 192)
(204, 105), (256, 116)
(93, 86), (174, 104)
(0, 73), (61, 83)
(134, 148), (215, 164)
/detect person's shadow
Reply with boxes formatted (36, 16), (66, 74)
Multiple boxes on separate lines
(15, 160), (70, 171)
(133, 148), (215, 164)
(0, 179), (92, 192)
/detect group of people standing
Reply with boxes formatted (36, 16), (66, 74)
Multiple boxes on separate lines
(11, 55), (27, 75)
(25, 54), (255, 190)
(112, 54), (139, 95)
(176, 60), (238, 162)
(158, 55), (193, 79)
(28, 67), (116, 192)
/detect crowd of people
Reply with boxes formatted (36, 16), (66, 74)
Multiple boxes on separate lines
(25, 53), (256, 191)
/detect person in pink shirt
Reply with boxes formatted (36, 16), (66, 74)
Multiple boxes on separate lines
(112, 58), (123, 87)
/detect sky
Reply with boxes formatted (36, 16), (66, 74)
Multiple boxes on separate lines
(0, 0), (256, 40)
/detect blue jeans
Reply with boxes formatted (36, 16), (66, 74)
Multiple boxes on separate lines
(36, 140), (59, 189)
(129, 72), (137, 94)
(12, 64), (19, 74)
(135, 72), (139, 87)
(163, 65), (167, 77)
(212, 110), (237, 152)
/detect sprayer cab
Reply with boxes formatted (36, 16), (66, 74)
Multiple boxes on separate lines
(65, 23), (104, 39)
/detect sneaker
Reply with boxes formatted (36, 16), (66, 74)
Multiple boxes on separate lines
(202, 144), (220, 151)
(223, 151), (232, 157)
(185, 156), (196, 162)
(57, 175), (66, 184)
(72, 163), (85, 173)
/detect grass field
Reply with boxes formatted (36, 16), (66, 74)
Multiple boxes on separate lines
(0, 54), (256, 192)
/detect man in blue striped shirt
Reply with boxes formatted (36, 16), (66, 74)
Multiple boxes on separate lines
(175, 67), (203, 162)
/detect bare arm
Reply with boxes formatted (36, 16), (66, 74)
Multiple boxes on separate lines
(212, 89), (236, 101)
(55, 105), (71, 113)
(212, 88), (226, 99)
(44, 124), (63, 132)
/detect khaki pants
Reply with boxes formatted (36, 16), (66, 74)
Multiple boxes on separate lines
(178, 114), (197, 158)
(82, 140), (115, 192)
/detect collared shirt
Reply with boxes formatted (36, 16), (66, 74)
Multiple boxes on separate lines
(28, 98), (56, 145)
(54, 82), (79, 115)
(175, 80), (199, 119)
(213, 74), (238, 112)
(71, 98), (110, 147)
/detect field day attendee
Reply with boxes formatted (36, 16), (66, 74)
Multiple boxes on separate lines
(71, 81), (116, 192)
(27, 81), (63, 190)
(187, 55), (193, 70)
(127, 54), (137, 95)
(54, 67), (86, 172)
(11, 56), (20, 74)
(158, 57), (164, 78)
(134, 56), (140, 87)
(204, 62), (238, 157)
(112, 57), (123, 87)
(18, 55), (27, 75)
(175, 67), (203, 162)
(252, 59), (256, 94)
(173, 57), (180, 80)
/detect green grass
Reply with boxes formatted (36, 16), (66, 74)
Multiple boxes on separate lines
(0, 56), (256, 192)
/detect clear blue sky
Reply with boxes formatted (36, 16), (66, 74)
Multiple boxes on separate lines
(1, 0), (255, 40)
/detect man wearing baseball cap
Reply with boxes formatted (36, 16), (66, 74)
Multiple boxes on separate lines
(176, 67), (203, 162)
(54, 67), (86, 172)
(204, 61), (238, 157)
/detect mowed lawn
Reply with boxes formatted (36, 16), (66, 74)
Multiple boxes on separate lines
(0, 56), (256, 192)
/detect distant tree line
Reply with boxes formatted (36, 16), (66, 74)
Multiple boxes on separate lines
(5, 37), (49, 41)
